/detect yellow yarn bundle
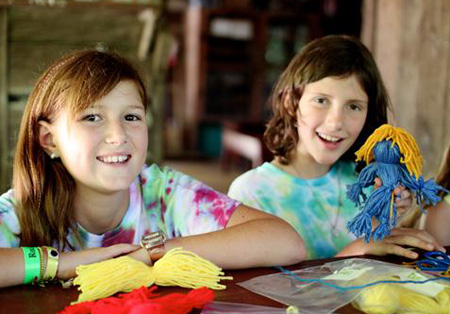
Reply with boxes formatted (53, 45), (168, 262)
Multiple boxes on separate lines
(353, 283), (450, 314)
(354, 124), (423, 179)
(73, 247), (233, 303)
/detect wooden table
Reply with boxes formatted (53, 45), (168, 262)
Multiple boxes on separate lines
(0, 252), (429, 314)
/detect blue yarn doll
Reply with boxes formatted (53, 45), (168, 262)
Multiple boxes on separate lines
(347, 124), (447, 242)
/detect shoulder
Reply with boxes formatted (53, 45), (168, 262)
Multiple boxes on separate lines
(228, 162), (294, 207)
(233, 162), (287, 182)
(0, 189), (20, 247)
(229, 162), (281, 193)
(138, 163), (229, 200)
(335, 160), (358, 181)
(138, 163), (189, 186)
(0, 189), (16, 214)
(336, 160), (357, 174)
(139, 163), (172, 180)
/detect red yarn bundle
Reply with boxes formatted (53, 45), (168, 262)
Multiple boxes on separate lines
(58, 286), (215, 314)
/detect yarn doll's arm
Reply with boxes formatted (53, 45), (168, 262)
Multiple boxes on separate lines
(414, 177), (448, 210)
(399, 168), (448, 212)
(347, 163), (378, 206)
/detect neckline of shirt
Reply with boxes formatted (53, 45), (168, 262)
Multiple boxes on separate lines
(261, 161), (340, 186)
(77, 177), (141, 244)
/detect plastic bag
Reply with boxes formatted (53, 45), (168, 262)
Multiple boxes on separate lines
(238, 258), (450, 314)
(200, 301), (296, 313)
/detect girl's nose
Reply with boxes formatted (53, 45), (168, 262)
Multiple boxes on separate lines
(325, 105), (344, 130)
(105, 121), (127, 145)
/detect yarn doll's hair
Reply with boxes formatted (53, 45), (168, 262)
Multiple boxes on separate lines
(355, 124), (423, 179)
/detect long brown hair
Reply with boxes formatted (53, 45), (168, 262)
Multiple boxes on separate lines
(264, 35), (391, 165)
(13, 50), (148, 249)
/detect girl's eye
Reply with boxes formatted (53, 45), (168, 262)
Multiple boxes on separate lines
(83, 114), (100, 122)
(125, 114), (141, 121)
(348, 103), (362, 111)
(314, 97), (328, 105)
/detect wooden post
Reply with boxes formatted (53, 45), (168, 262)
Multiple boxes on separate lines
(184, 4), (202, 151)
(365, 0), (450, 175)
(0, 8), (8, 192)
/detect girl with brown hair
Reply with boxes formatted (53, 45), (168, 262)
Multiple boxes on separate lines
(0, 49), (304, 288)
(229, 35), (444, 259)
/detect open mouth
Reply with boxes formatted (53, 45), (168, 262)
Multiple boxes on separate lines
(317, 132), (343, 143)
(97, 155), (131, 164)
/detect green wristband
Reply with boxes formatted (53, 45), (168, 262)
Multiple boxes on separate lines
(22, 247), (41, 284)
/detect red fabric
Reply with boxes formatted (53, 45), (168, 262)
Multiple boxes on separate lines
(58, 287), (214, 314)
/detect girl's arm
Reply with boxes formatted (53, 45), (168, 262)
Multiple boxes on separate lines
(336, 227), (445, 259)
(130, 204), (306, 269)
(0, 206), (304, 287)
(424, 200), (450, 246)
(0, 244), (139, 288)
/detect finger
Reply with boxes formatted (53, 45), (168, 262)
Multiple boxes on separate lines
(370, 243), (418, 259)
(395, 197), (411, 208)
(390, 228), (435, 242)
(395, 197), (413, 215)
(383, 232), (438, 252)
(396, 206), (409, 216)
(386, 245), (419, 259)
(394, 187), (410, 200)
(393, 184), (405, 194)
(374, 177), (382, 189)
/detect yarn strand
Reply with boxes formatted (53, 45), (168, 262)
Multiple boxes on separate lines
(73, 247), (233, 303)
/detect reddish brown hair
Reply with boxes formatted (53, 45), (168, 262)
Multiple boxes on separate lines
(264, 35), (391, 165)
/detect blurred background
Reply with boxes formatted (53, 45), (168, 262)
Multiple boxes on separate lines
(0, 0), (449, 193)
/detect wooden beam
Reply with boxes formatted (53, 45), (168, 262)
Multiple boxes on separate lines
(360, 0), (377, 50)
(184, 5), (202, 151)
(414, 0), (450, 175)
(0, 8), (8, 192)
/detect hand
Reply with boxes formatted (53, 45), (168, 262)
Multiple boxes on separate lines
(374, 178), (412, 216)
(58, 243), (140, 280)
(340, 228), (446, 259)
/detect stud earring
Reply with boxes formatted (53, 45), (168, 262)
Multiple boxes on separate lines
(50, 152), (58, 159)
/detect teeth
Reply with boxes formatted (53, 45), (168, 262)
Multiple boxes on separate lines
(318, 133), (341, 142)
(98, 155), (129, 163)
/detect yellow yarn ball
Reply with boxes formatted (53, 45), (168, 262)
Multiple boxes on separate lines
(353, 283), (450, 314)
(73, 247), (233, 303)
(353, 284), (399, 314)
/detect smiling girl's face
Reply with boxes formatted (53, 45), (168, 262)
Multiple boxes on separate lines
(45, 80), (148, 194)
(295, 74), (368, 168)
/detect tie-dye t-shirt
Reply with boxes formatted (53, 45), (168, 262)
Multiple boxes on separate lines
(228, 161), (359, 259)
(0, 164), (240, 250)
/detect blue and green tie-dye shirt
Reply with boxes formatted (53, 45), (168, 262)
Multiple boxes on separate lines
(228, 161), (359, 259)
(0, 164), (240, 250)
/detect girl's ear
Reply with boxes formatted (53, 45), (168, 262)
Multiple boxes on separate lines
(38, 121), (58, 157)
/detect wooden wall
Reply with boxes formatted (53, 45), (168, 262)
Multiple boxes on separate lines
(0, 5), (166, 192)
(362, 0), (450, 177)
